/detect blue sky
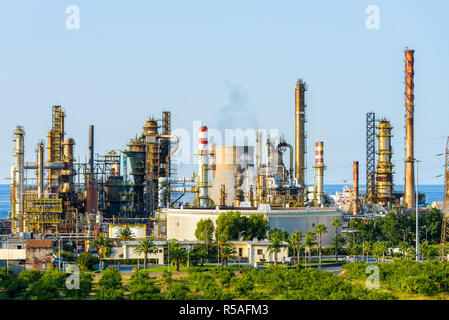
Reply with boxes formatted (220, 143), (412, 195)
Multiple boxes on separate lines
(0, 0), (448, 186)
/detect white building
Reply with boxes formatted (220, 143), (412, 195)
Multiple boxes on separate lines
(163, 206), (344, 246)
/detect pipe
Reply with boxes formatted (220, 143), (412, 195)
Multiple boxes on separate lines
(404, 49), (415, 209)
(157, 134), (179, 158)
(25, 162), (65, 170)
(353, 161), (359, 215)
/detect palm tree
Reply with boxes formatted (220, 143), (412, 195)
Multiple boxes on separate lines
(363, 241), (372, 263)
(420, 240), (431, 261)
(288, 230), (303, 265)
(268, 238), (282, 264)
(220, 242), (236, 266)
(91, 235), (111, 270)
(373, 241), (383, 263)
(117, 227), (134, 241)
(304, 231), (316, 268)
(314, 224), (328, 266)
(133, 238), (157, 270)
(331, 218), (342, 262)
(168, 240), (187, 271)
(195, 249), (208, 267)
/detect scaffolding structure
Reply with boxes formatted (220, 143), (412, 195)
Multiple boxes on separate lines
(366, 112), (376, 203)
(440, 137), (449, 258)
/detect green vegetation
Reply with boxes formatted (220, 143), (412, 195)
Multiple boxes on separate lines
(214, 211), (267, 241)
(133, 238), (157, 270)
(96, 268), (124, 300)
(343, 260), (449, 298)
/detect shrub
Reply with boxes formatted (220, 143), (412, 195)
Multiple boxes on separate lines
(25, 268), (67, 300)
(64, 272), (93, 300)
(76, 254), (100, 271)
(166, 283), (194, 300)
(128, 270), (162, 300)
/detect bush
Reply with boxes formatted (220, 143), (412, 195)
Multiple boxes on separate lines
(166, 283), (194, 300)
(25, 268), (67, 300)
(399, 275), (438, 296)
(96, 268), (124, 300)
(76, 254), (99, 271)
(64, 272), (93, 300)
(127, 270), (162, 300)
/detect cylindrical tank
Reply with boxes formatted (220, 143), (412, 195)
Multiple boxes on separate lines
(210, 146), (255, 207)
(376, 119), (394, 206)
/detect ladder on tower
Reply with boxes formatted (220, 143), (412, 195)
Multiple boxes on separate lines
(439, 137), (449, 259)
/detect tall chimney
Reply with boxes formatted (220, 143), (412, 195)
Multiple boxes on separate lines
(404, 49), (415, 209)
(295, 79), (306, 204)
(89, 125), (94, 176)
(313, 142), (325, 206)
(353, 161), (360, 215)
(198, 126), (210, 207)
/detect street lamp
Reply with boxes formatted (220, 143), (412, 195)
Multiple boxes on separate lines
(415, 159), (421, 261)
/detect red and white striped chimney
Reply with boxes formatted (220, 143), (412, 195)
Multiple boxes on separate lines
(198, 126), (209, 207)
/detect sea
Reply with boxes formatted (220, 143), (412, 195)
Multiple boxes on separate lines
(0, 184), (444, 219)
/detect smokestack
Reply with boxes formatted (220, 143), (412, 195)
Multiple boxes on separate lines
(13, 126), (25, 233)
(353, 161), (359, 215)
(89, 125), (94, 176)
(313, 141), (325, 206)
(295, 79), (306, 197)
(37, 142), (44, 198)
(404, 49), (415, 209)
(198, 126), (210, 207)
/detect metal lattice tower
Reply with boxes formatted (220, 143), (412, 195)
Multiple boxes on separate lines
(440, 137), (449, 258)
(366, 112), (376, 202)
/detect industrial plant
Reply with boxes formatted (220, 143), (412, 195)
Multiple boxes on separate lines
(2, 49), (427, 251)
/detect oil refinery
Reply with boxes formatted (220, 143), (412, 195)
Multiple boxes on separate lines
(4, 49), (426, 246)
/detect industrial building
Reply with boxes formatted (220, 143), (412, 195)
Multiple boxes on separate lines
(2, 48), (428, 260)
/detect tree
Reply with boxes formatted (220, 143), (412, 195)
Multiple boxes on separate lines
(268, 238), (282, 264)
(304, 231), (316, 267)
(219, 242), (236, 266)
(91, 235), (112, 270)
(169, 240), (187, 272)
(96, 268), (124, 300)
(117, 227), (134, 241)
(215, 211), (246, 240)
(194, 249), (208, 267)
(372, 241), (388, 263)
(420, 240), (432, 261)
(134, 238), (157, 270)
(76, 253), (100, 271)
(314, 224), (328, 266)
(331, 218), (342, 262)
(25, 268), (67, 300)
(363, 241), (373, 263)
(288, 230), (303, 265)
(246, 215), (268, 240)
(64, 272), (93, 300)
(195, 218), (215, 243)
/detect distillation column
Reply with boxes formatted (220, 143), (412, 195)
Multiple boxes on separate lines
(295, 79), (306, 204)
(198, 126), (210, 207)
(37, 142), (44, 198)
(376, 119), (394, 207)
(13, 126), (25, 233)
(404, 49), (416, 209)
(313, 142), (325, 206)
(353, 161), (360, 215)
